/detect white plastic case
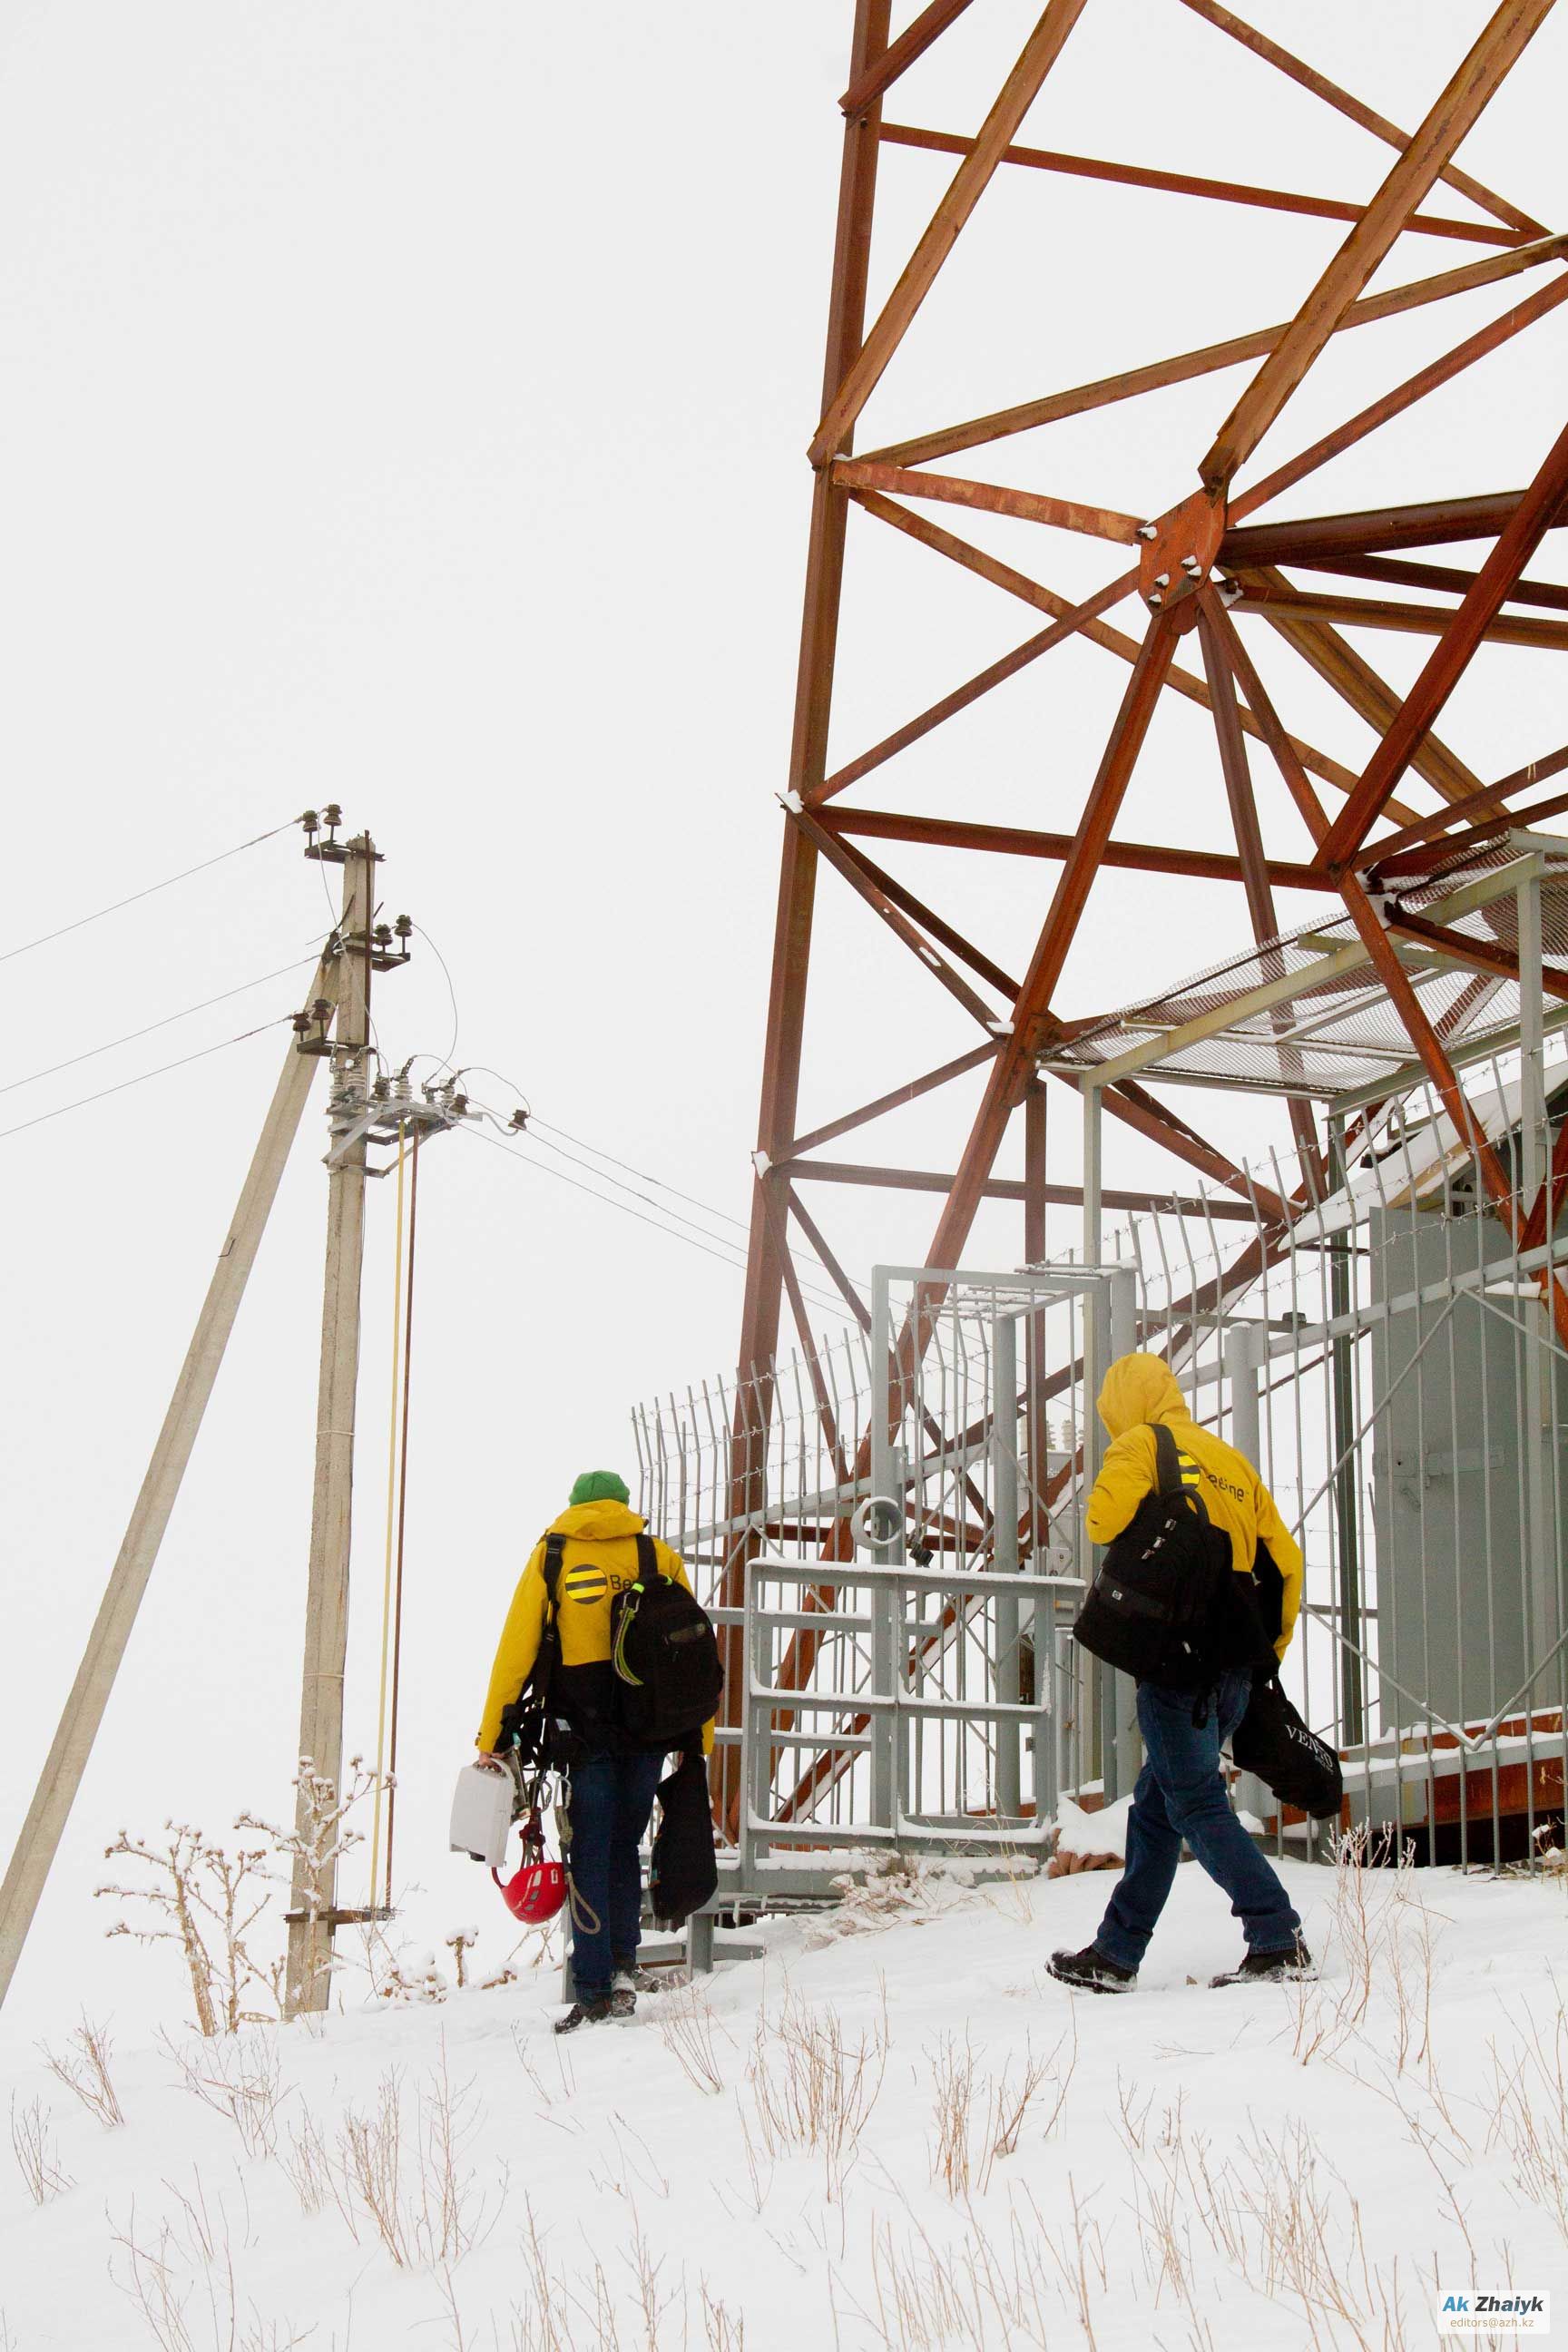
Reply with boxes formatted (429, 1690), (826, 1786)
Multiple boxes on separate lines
(448, 1762), (515, 1866)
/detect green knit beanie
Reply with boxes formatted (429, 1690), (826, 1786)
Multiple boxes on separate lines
(570, 1468), (630, 1507)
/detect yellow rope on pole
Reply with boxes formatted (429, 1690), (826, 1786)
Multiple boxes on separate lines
(368, 1123), (407, 1908)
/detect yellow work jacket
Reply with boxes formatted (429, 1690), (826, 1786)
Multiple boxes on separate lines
(1083, 1354), (1303, 1663)
(476, 1499), (714, 1755)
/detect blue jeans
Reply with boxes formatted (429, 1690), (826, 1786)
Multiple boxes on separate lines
(564, 1749), (664, 1999)
(1095, 1670), (1301, 1971)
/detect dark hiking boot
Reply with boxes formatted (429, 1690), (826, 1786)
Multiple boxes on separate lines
(554, 1994), (615, 2034)
(607, 1985), (636, 2020)
(1210, 1936), (1314, 1988)
(1047, 1943), (1137, 1994)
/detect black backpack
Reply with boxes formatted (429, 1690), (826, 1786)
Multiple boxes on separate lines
(1230, 1674), (1344, 1818)
(648, 1750), (718, 1928)
(612, 1536), (725, 1746)
(1073, 1424), (1232, 1691)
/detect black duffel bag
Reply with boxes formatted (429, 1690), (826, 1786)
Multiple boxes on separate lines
(649, 1750), (718, 1929)
(1073, 1424), (1231, 1691)
(1230, 1672), (1344, 1818)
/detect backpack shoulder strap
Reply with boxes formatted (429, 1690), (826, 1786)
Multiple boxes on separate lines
(1152, 1422), (1181, 1496)
(633, 1531), (660, 1584)
(541, 1532), (567, 1614)
(1152, 1424), (1210, 1523)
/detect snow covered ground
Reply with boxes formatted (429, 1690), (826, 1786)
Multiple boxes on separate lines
(2, 1851), (1565, 2349)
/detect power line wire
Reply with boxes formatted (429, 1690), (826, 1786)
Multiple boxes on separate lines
(0, 1014), (295, 1143)
(529, 1113), (757, 1236)
(1, 954), (318, 1098)
(526, 1115), (869, 1308)
(521, 1126), (772, 1262)
(465, 1126), (858, 1325)
(458, 1086), (867, 1306)
(0, 817), (302, 968)
(411, 924), (461, 1077)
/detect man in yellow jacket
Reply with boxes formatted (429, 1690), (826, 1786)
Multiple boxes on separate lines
(476, 1470), (713, 2033)
(1049, 1354), (1312, 1994)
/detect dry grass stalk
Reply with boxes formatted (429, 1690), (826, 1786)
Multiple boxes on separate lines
(858, 2196), (1061, 2351)
(109, 2192), (317, 2352)
(745, 1982), (888, 2201)
(927, 2024), (1073, 2199)
(1487, 1991), (1568, 2244)
(701, 2284), (746, 2349)
(658, 1985), (731, 2097)
(9, 2095), (72, 2206)
(280, 2100), (336, 2220)
(162, 2026), (287, 2161)
(40, 2014), (124, 2128)
(335, 2046), (502, 2270)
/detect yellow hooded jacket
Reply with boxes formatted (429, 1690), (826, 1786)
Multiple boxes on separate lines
(476, 1499), (715, 1756)
(1085, 1353), (1303, 1664)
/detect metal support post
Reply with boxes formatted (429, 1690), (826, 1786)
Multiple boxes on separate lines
(1517, 866), (1557, 1669)
(746, 1589), (773, 1871)
(1107, 1266), (1142, 1794)
(1225, 1322), (1272, 1828)
(1081, 1082), (1102, 1269)
(686, 1910), (715, 1976)
(993, 1310), (1022, 1818)
(1327, 1112), (1365, 1743)
(1083, 1261), (1115, 1798)
(868, 1272), (902, 1838)
(287, 838), (376, 2014)
(1024, 1081), (1050, 1560)
(0, 955), (338, 2016)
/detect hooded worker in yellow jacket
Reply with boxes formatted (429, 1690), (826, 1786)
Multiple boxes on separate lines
(1085, 1352), (1304, 1664)
(1050, 1354), (1313, 1995)
(475, 1471), (713, 2035)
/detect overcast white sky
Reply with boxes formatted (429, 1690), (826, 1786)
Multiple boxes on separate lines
(1, 1), (1563, 2051)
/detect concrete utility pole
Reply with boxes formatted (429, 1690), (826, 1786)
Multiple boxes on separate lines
(0, 946), (341, 2016)
(286, 831), (377, 2014)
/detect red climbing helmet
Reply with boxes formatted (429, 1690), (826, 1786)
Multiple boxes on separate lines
(492, 1812), (565, 1925)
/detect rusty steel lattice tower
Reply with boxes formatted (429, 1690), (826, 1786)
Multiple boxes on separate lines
(725, 0), (1568, 1618)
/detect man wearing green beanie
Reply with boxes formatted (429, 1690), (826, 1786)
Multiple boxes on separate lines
(475, 1471), (714, 2032)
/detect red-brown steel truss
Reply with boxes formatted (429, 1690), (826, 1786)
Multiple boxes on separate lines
(724, 1), (1568, 1691)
